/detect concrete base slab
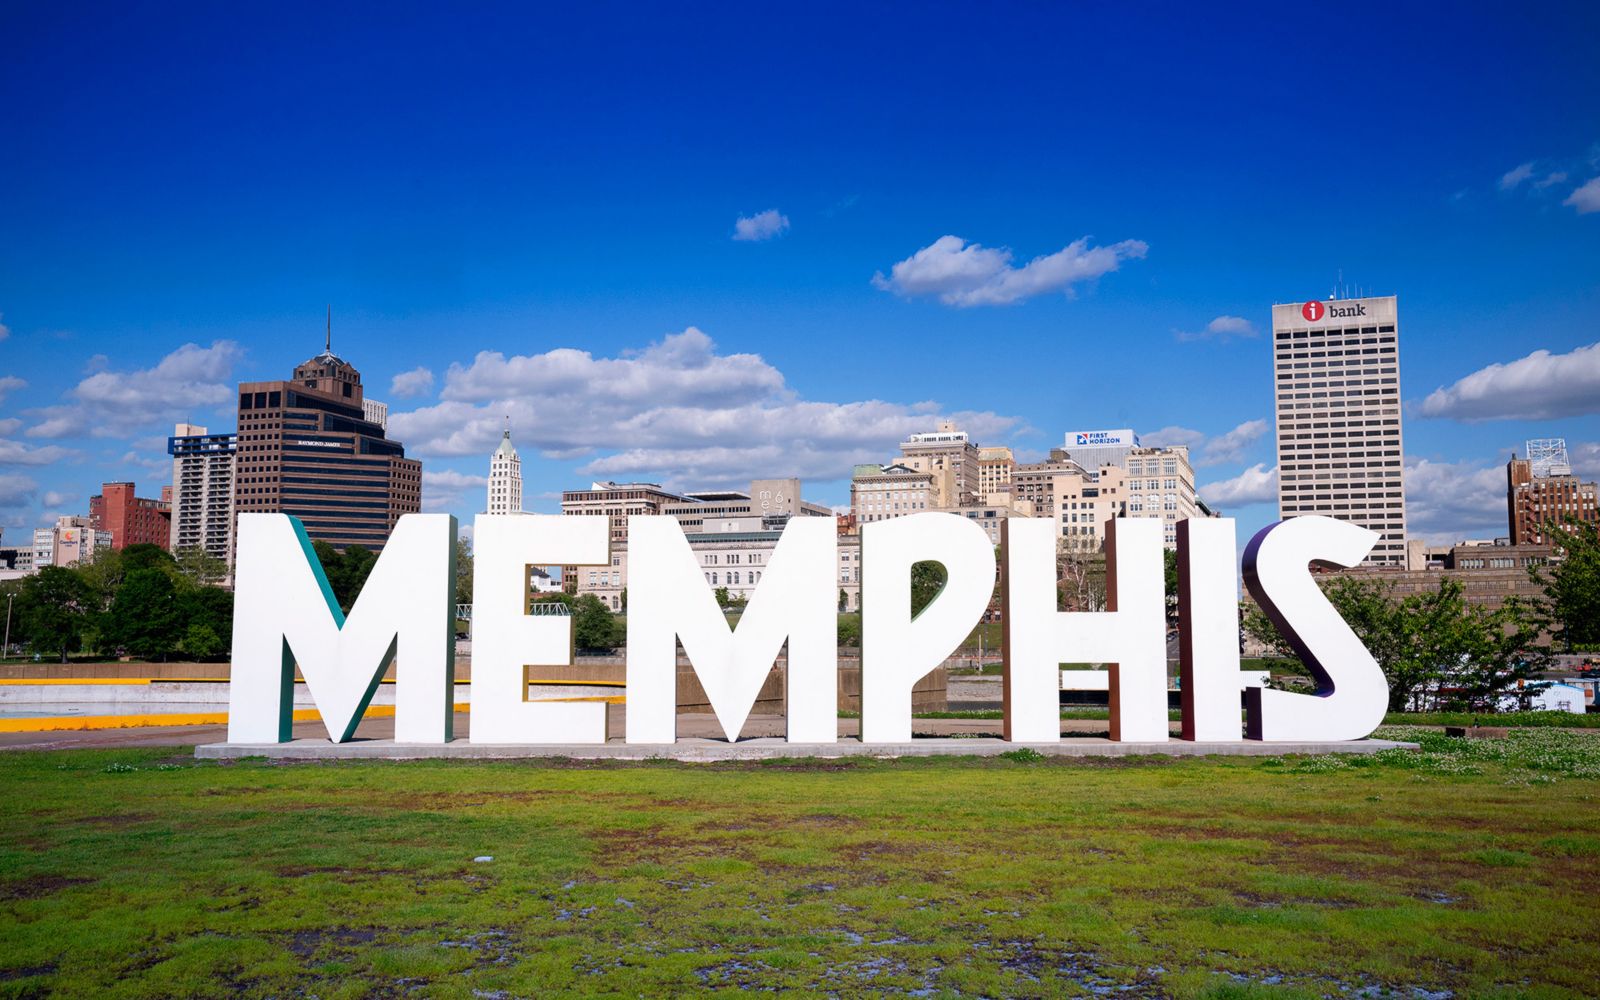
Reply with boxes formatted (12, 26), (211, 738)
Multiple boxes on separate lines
(195, 737), (1417, 762)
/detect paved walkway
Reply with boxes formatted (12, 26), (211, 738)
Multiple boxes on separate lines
(0, 711), (1146, 751)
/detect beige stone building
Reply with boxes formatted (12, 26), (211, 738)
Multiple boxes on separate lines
(899, 421), (981, 505)
(562, 479), (830, 610)
(1012, 441), (1205, 550)
(850, 463), (947, 523)
(837, 531), (861, 612)
(978, 446), (1015, 498)
(1122, 444), (1206, 549)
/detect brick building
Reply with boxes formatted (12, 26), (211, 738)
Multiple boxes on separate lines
(1507, 442), (1598, 546)
(89, 482), (172, 550)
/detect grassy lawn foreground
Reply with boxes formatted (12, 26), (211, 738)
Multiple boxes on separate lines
(2, 730), (1599, 999)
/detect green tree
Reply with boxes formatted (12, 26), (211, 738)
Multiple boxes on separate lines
(454, 536), (473, 605)
(1532, 520), (1600, 651)
(838, 588), (849, 613)
(1245, 575), (1550, 713)
(1163, 548), (1180, 621)
(104, 568), (182, 660)
(1056, 537), (1106, 612)
(120, 543), (176, 575)
(181, 622), (227, 660)
(910, 560), (947, 617)
(1442, 594), (1550, 712)
(74, 546), (125, 617)
(311, 541), (379, 613)
(714, 586), (731, 608)
(173, 547), (229, 588)
(571, 593), (619, 651)
(17, 566), (92, 663)
(176, 585), (234, 658)
(837, 613), (862, 648)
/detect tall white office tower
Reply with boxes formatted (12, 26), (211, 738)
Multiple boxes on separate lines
(487, 425), (523, 515)
(168, 423), (238, 562)
(1270, 295), (1408, 567)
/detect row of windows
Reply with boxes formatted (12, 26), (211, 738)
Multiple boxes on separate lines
(1275, 327), (1396, 340)
(700, 552), (765, 566)
(702, 571), (761, 586)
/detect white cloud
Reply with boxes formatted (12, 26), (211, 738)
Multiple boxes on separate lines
(422, 468), (490, 513)
(1198, 463), (1277, 509)
(0, 438), (77, 466)
(1419, 341), (1600, 421)
(41, 490), (77, 508)
(1534, 171), (1569, 190)
(0, 376), (25, 404)
(389, 327), (1020, 491)
(118, 450), (173, 475)
(390, 366), (435, 398)
(1499, 162), (1536, 190)
(1200, 419), (1268, 467)
(1565, 177), (1600, 215)
(24, 341), (244, 439)
(0, 473), (38, 508)
(732, 209), (790, 242)
(0, 419), (19, 436)
(1175, 315), (1258, 343)
(1568, 441), (1600, 479)
(1142, 426), (1206, 449)
(1404, 458), (1508, 545)
(872, 234), (1148, 307)
(0, 314), (9, 342)
(1140, 419), (1266, 467)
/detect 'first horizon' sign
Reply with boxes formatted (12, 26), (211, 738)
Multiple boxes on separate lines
(226, 512), (1388, 747)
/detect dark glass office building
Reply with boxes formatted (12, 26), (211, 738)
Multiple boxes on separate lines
(233, 347), (422, 553)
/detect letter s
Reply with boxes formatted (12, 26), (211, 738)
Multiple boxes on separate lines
(1241, 517), (1387, 741)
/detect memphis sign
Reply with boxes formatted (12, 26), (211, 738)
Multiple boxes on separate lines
(227, 512), (1387, 746)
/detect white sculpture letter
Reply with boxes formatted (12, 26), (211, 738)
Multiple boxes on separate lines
(861, 512), (995, 743)
(1002, 517), (1166, 742)
(1177, 518), (1244, 741)
(471, 514), (611, 744)
(1241, 516), (1387, 741)
(626, 516), (836, 743)
(228, 513), (457, 744)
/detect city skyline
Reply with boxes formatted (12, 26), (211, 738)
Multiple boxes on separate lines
(1, 5), (1598, 551)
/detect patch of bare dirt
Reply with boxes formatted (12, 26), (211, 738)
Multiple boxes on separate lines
(0, 874), (92, 901)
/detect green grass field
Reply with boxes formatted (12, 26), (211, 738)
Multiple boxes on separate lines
(3, 730), (1599, 998)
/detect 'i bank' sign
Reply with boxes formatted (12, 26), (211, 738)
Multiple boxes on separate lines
(227, 513), (1387, 747)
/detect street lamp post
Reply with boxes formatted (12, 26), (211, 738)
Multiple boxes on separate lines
(3, 592), (12, 662)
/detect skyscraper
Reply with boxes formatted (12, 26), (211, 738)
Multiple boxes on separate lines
(232, 334), (422, 553)
(487, 425), (523, 515)
(1271, 295), (1407, 566)
(168, 423), (238, 561)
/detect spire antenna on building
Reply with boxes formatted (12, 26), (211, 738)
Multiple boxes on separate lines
(325, 305), (332, 353)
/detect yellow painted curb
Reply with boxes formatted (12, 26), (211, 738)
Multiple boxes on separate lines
(0, 704), (419, 734)
(0, 678), (156, 686)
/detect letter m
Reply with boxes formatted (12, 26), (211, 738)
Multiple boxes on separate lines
(626, 516), (836, 743)
(227, 513), (458, 744)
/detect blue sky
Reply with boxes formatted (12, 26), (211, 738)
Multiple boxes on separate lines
(2, 2), (1598, 549)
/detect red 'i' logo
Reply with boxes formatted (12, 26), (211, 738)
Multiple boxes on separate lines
(1301, 300), (1325, 322)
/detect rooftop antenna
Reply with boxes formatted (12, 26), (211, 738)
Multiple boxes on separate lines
(325, 305), (332, 353)
(504, 413), (511, 438)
